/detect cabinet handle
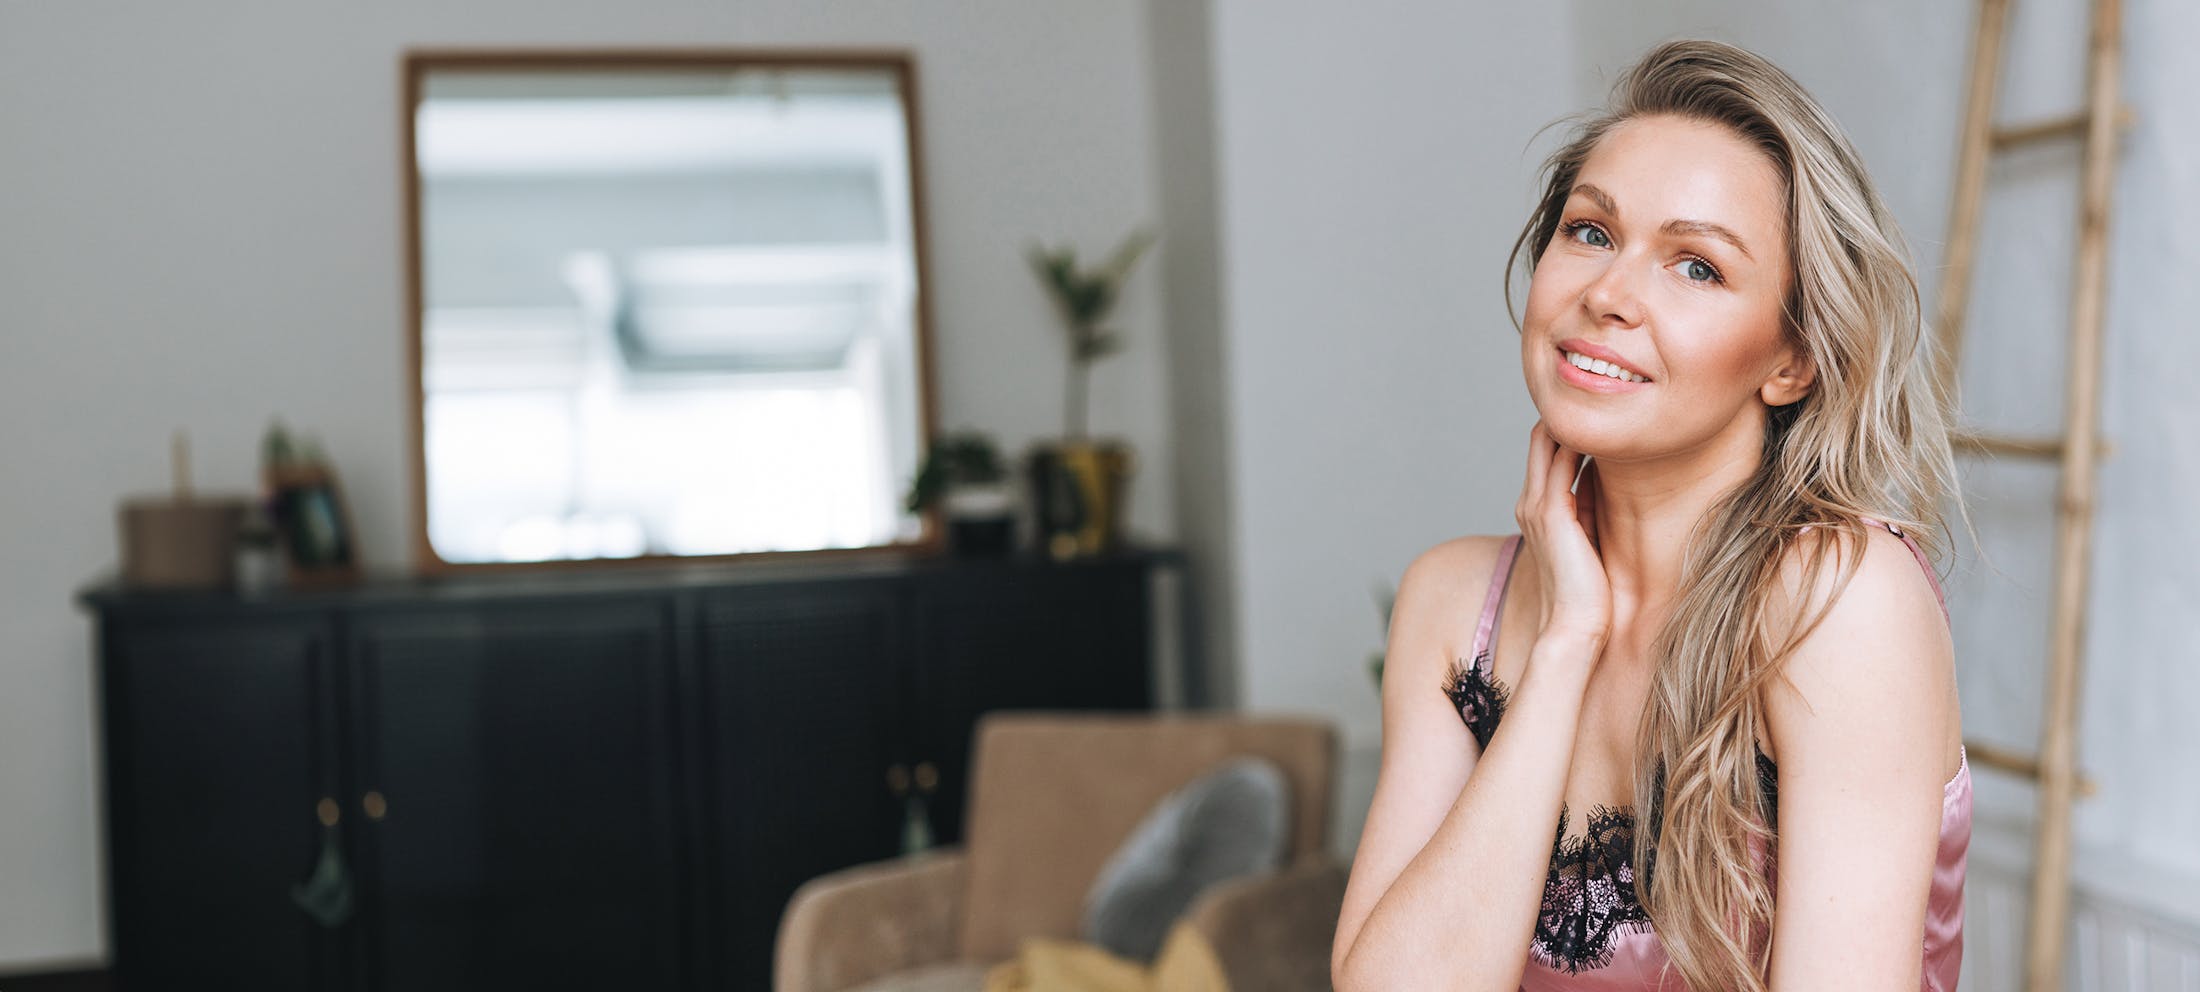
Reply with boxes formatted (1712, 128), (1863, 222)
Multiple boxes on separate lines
(362, 791), (388, 821)
(885, 763), (909, 797)
(914, 762), (938, 794)
(293, 804), (355, 929)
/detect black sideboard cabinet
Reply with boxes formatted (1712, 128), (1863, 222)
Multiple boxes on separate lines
(79, 547), (1179, 991)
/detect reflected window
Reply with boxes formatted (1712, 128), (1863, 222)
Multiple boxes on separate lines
(414, 62), (928, 564)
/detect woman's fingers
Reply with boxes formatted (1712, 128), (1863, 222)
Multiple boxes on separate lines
(1517, 420), (1612, 647)
(1543, 437), (1580, 529)
(1521, 420), (1590, 538)
(1518, 421), (1550, 528)
(1540, 435), (1575, 532)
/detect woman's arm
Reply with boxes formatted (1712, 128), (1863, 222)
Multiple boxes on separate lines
(1763, 526), (1961, 991)
(1329, 540), (1603, 992)
(1333, 421), (1611, 991)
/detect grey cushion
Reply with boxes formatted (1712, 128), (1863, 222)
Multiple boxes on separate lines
(1079, 756), (1290, 963)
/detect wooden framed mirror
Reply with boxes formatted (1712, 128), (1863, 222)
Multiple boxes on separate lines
(403, 49), (941, 573)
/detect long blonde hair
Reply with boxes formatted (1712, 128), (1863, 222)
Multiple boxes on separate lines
(1506, 40), (1969, 990)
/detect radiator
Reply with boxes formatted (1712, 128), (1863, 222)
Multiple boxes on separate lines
(1963, 830), (2200, 990)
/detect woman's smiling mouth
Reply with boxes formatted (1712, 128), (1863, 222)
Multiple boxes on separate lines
(1555, 341), (1652, 391)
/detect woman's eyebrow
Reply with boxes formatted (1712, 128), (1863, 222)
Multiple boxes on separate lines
(1661, 219), (1754, 260)
(1571, 183), (1619, 216)
(1570, 183), (1754, 260)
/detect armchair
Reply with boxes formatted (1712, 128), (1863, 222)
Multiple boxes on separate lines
(774, 711), (1349, 992)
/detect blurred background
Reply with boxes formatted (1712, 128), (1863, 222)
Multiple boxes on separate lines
(2, 0), (2195, 989)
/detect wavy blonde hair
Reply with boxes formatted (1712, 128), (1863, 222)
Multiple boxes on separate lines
(1505, 40), (1970, 990)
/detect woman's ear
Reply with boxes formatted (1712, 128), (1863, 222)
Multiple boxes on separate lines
(1762, 347), (1816, 406)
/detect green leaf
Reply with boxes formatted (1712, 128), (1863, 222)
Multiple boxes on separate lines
(1026, 228), (1157, 373)
(1099, 229), (1156, 285)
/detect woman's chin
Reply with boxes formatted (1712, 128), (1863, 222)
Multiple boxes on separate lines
(1540, 420), (1632, 461)
(1557, 428), (1645, 464)
(1529, 386), (1650, 458)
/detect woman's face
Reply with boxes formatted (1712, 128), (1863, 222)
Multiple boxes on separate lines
(1521, 114), (1809, 462)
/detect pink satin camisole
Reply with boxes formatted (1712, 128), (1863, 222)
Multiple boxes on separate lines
(1439, 517), (1970, 990)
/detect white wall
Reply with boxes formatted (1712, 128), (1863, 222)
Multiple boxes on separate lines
(0, 0), (1176, 969)
(1198, 0), (1581, 858)
(1145, 0), (1239, 712)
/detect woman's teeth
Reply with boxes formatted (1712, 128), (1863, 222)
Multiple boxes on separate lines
(1564, 350), (1648, 383)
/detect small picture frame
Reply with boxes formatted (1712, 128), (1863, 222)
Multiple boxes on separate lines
(265, 464), (360, 588)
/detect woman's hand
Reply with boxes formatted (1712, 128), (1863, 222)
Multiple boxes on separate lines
(1514, 420), (1613, 651)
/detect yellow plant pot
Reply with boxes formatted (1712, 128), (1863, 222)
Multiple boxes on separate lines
(1031, 439), (1135, 560)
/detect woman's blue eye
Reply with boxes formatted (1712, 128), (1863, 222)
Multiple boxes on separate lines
(1568, 223), (1610, 248)
(1682, 258), (1718, 282)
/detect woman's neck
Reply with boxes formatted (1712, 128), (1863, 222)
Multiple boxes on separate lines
(1584, 415), (1766, 620)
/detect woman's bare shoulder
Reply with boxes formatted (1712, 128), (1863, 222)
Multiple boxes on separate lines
(1398, 533), (1512, 602)
(1393, 533), (1516, 665)
(1770, 520), (1931, 625)
(1761, 520), (1961, 781)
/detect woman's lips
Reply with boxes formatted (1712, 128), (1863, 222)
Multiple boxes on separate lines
(1556, 347), (1651, 393)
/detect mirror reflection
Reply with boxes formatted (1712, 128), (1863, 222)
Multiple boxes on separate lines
(412, 58), (931, 565)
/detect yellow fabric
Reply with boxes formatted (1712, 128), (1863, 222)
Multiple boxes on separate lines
(981, 924), (1229, 992)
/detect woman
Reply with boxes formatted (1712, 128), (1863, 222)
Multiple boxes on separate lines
(1330, 40), (1972, 992)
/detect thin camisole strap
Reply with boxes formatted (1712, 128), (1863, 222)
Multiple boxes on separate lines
(1470, 534), (1523, 675)
(1853, 516), (1953, 626)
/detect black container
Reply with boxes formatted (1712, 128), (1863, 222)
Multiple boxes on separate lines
(947, 514), (1015, 556)
(1024, 445), (1085, 558)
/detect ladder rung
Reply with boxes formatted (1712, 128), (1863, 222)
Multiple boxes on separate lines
(1952, 430), (2114, 461)
(1964, 738), (2098, 796)
(1991, 104), (2135, 150)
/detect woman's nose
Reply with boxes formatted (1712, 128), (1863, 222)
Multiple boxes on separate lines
(1581, 254), (1647, 327)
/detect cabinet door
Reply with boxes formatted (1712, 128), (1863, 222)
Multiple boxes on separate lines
(347, 600), (682, 991)
(697, 580), (904, 992)
(101, 616), (343, 991)
(910, 558), (1153, 846)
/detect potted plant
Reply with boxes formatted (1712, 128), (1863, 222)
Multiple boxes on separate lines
(906, 431), (1014, 556)
(260, 420), (361, 589)
(1025, 228), (1155, 560)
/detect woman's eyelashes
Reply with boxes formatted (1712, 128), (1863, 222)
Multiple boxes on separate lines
(1677, 255), (1725, 284)
(1557, 219), (1728, 285)
(1560, 218), (1612, 249)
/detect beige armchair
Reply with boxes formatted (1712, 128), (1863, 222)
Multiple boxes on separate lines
(774, 711), (1350, 992)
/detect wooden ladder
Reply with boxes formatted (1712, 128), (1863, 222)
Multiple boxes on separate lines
(1935, 0), (2127, 988)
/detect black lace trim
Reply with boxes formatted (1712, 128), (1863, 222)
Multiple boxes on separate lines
(1536, 802), (1653, 973)
(1440, 661), (1783, 974)
(1440, 651), (1507, 750)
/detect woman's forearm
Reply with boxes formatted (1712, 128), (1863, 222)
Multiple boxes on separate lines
(1337, 637), (1599, 992)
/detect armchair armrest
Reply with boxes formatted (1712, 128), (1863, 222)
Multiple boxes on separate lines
(1179, 857), (1349, 992)
(774, 847), (970, 992)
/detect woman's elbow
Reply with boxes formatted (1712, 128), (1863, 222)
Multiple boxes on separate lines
(1331, 935), (1359, 991)
(1332, 930), (1384, 992)
(1332, 955), (1365, 992)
